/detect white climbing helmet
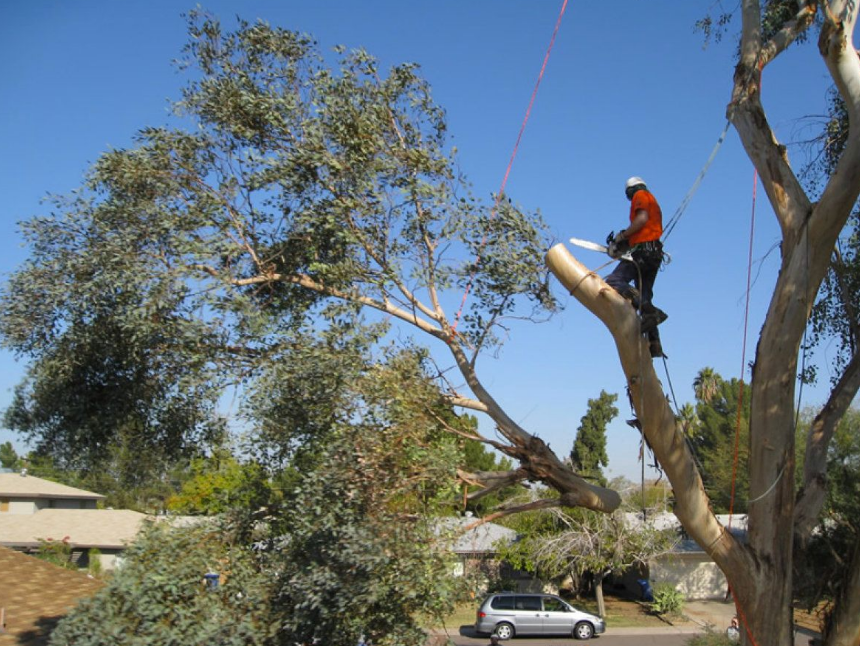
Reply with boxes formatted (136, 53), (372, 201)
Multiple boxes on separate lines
(625, 176), (646, 190)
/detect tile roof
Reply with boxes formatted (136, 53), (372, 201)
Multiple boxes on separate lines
(0, 473), (104, 501)
(0, 509), (150, 550)
(0, 546), (103, 646)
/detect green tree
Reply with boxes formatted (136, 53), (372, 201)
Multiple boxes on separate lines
(0, 441), (19, 469)
(499, 495), (677, 618)
(49, 521), (274, 646)
(263, 348), (468, 646)
(688, 370), (751, 514)
(570, 390), (616, 487)
(166, 449), (271, 516)
(0, 10), (613, 525)
(795, 408), (860, 637)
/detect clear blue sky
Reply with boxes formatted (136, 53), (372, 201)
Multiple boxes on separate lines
(0, 1), (840, 481)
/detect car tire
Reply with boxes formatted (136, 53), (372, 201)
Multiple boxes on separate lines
(494, 622), (515, 640)
(573, 621), (594, 640)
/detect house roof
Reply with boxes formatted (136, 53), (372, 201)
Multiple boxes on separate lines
(0, 545), (103, 645)
(0, 473), (105, 501)
(0, 509), (150, 550)
(437, 515), (517, 554)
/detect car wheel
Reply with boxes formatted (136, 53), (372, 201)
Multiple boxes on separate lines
(573, 621), (594, 640)
(494, 622), (515, 640)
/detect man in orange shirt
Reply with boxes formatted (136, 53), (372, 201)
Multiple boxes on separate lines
(605, 176), (667, 358)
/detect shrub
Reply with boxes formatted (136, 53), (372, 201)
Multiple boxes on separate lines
(686, 628), (738, 646)
(650, 582), (684, 615)
(86, 548), (103, 577)
(35, 537), (76, 570)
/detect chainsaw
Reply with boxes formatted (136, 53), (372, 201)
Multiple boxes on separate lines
(568, 236), (632, 261)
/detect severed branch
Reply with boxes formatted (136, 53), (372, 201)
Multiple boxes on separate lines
(458, 468), (529, 501)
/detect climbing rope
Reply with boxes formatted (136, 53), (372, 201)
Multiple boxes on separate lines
(452, 0), (569, 332)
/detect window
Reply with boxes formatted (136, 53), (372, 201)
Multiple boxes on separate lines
(491, 596), (515, 610)
(543, 597), (567, 612)
(0, 499), (8, 513)
(515, 596), (542, 611)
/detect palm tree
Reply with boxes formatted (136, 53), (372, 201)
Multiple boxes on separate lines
(693, 367), (720, 404)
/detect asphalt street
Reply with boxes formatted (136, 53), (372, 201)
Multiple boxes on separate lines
(432, 633), (694, 646)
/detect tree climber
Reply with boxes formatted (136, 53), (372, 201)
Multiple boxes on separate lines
(605, 176), (668, 358)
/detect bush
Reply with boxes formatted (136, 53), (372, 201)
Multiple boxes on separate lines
(686, 628), (738, 646)
(49, 521), (274, 646)
(35, 537), (76, 570)
(650, 583), (684, 615)
(86, 548), (103, 577)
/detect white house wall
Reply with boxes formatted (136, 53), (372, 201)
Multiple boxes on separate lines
(5, 500), (37, 515)
(650, 555), (728, 600)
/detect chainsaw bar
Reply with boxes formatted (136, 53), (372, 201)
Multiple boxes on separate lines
(568, 236), (632, 261)
(568, 236), (609, 253)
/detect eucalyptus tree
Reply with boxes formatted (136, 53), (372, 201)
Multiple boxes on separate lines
(547, 2), (860, 644)
(0, 12), (616, 514)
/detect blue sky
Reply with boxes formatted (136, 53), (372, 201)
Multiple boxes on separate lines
(0, 2), (842, 481)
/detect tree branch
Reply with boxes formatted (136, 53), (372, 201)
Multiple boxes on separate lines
(795, 346), (860, 542)
(545, 243), (751, 573)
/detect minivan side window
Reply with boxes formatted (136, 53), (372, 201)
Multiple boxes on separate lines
(491, 596), (515, 610)
(543, 597), (567, 612)
(515, 596), (542, 611)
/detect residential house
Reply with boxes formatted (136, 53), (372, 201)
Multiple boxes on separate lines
(613, 511), (747, 600)
(438, 513), (542, 592)
(0, 470), (104, 514)
(0, 471), (152, 570)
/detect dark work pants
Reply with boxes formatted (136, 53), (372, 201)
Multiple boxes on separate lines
(606, 246), (663, 343)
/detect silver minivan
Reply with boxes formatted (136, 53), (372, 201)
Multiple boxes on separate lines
(475, 592), (605, 640)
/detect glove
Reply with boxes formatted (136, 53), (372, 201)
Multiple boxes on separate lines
(606, 231), (629, 259)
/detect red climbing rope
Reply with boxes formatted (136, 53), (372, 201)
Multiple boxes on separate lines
(452, 0), (569, 332)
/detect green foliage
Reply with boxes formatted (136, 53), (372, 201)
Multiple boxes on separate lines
(262, 348), (470, 646)
(649, 582), (684, 616)
(35, 537), (76, 570)
(686, 629), (738, 646)
(687, 369), (750, 513)
(87, 548), (103, 578)
(795, 409), (860, 612)
(498, 495), (678, 594)
(0, 12), (557, 644)
(695, 1), (817, 47)
(0, 441), (19, 469)
(166, 449), (272, 515)
(0, 9), (555, 480)
(570, 390), (616, 487)
(49, 522), (273, 646)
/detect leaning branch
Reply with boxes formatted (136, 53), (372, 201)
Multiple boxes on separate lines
(545, 243), (751, 574)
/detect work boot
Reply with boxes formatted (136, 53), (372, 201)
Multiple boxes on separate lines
(617, 286), (641, 308)
(639, 305), (668, 334)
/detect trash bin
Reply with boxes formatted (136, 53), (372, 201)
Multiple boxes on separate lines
(637, 578), (654, 602)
